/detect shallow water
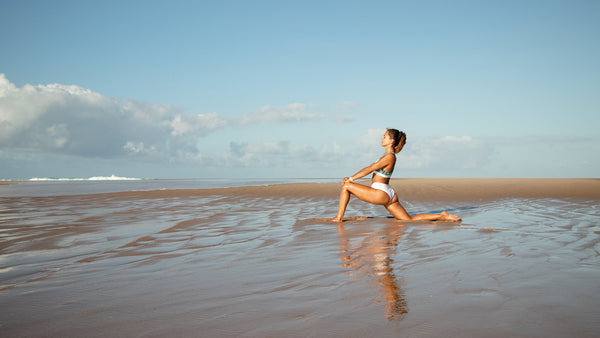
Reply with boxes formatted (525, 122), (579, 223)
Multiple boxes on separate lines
(0, 178), (337, 197)
(1, 184), (599, 337)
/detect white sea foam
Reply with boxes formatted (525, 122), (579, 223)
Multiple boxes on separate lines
(28, 174), (142, 181)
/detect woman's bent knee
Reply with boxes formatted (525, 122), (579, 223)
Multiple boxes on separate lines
(386, 202), (411, 220)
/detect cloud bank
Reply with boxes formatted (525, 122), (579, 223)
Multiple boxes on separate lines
(0, 75), (351, 163)
(2, 75), (526, 178)
(200, 129), (494, 178)
(0, 74), (227, 159)
(402, 135), (494, 170)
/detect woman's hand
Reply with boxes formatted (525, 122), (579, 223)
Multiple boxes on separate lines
(342, 177), (352, 184)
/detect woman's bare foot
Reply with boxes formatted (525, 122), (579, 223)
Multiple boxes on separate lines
(329, 217), (343, 222)
(440, 211), (461, 222)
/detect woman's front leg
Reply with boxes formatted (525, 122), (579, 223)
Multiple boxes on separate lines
(346, 182), (389, 205)
(330, 183), (352, 222)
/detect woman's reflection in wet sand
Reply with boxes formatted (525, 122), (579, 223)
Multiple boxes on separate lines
(336, 221), (408, 320)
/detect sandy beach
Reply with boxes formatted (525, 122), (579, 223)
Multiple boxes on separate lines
(1, 178), (599, 337)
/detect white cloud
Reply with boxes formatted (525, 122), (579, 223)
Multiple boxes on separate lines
(340, 101), (357, 109)
(0, 74), (227, 159)
(209, 137), (356, 177)
(331, 101), (358, 113)
(122, 141), (160, 155)
(400, 135), (493, 170)
(309, 129), (493, 175)
(170, 112), (226, 137)
(1, 75), (507, 178)
(359, 128), (386, 148)
(0, 75), (355, 168)
(224, 140), (292, 167)
(239, 103), (352, 125)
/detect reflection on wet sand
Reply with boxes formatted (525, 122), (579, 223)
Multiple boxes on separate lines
(336, 222), (408, 320)
(2, 179), (599, 336)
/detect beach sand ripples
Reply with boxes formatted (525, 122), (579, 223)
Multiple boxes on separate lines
(1, 180), (599, 337)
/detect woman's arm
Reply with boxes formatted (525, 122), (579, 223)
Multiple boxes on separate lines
(348, 154), (395, 182)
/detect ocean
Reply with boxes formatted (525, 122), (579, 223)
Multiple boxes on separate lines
(0, 177), (338, 197)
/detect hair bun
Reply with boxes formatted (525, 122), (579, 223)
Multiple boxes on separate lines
(388, 129), (406, 153)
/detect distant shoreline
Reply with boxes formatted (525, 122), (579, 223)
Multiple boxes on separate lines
(69, 178), (600, 202)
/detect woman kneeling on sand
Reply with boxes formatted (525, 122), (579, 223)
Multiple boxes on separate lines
(330, 129), (461, 222)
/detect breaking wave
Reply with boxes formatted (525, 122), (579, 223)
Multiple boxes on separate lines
(28, 174), (143, 181)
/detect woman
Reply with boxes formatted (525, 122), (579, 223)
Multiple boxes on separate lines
(329, 129), (461, 222)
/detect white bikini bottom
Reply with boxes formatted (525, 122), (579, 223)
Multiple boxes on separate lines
(371, 182), (395, 201)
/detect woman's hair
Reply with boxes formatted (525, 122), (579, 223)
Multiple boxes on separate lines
(387, 128), (407, 153)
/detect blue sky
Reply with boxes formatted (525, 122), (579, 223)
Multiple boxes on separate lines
(1, 0), (599, 179)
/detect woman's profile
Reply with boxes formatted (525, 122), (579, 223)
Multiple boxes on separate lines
(329, 129), (461, 222)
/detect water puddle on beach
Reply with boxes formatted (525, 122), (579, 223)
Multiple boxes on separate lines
(1, 190), (599, 337)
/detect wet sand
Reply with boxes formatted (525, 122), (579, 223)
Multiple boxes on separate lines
(1, 178), (599, 337)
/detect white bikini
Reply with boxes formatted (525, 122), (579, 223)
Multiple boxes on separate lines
(371, 182), (395, 201)
(371, 152), (396, 201)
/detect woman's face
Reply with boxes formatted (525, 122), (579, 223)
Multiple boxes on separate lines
(381, 131), (393, 147)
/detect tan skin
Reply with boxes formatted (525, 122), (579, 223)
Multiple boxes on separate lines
(329, 131), (461, 222)
(336, 222), (408, 319)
